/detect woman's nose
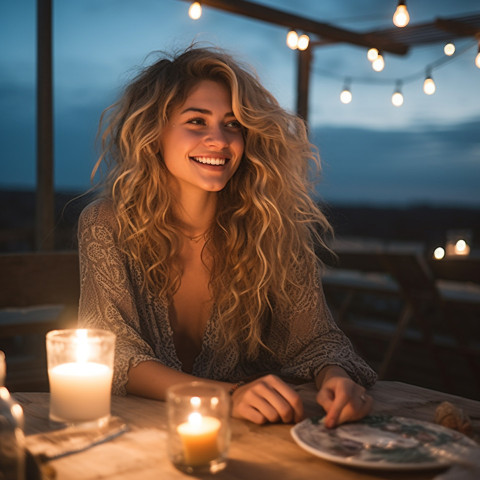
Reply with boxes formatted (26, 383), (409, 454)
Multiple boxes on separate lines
(204, 125), (228, 148)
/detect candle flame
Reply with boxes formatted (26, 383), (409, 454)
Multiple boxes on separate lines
(188, 412), (203, 427)
(75, 329), (90, 363)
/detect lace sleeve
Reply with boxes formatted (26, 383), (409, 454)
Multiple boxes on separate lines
(266, 260), (377, 388)
(77, 200), (158, 396)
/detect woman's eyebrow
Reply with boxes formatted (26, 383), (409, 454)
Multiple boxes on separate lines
(180, 107), (236, 117)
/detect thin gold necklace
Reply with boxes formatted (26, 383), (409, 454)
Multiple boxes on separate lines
(180, 230), (207, 243)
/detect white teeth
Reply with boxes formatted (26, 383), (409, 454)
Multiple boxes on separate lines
(192, 156), (226, 166)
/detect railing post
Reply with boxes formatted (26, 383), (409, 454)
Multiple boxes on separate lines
(296, 47), (312, 123)
(36, 0), (54, 251)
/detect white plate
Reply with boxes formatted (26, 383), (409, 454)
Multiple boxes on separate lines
(291, 414), (478, 471)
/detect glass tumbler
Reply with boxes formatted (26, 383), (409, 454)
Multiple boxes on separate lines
(166, 381), (230, 474)
(46, 329), (115, 428)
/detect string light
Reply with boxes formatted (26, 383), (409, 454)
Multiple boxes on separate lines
(367, 47), (379, 62)
(188, 1), (202, 20)
(391, 81), (404, 107)
(423, 70), (436, 95)
(393, 1), (410, 28)
(286, 29), (299, 49)
(340, 79), (352, 104)
(314, 41), (477, 107)
(286, 30), (309, 50)
(297, 34), (310, 51)
(444, 42), (455, 56)
(372, 53), (385, 72)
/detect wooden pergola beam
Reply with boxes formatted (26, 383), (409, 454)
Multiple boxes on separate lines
(435, 18), (480, 38)
(181, 0), (409, 55)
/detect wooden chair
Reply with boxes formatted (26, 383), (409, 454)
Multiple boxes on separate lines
(322, 247), (480, 397)
(379, 252), (447, 381)
(0, 251), (80, 391)
(382, 252), (480, 391)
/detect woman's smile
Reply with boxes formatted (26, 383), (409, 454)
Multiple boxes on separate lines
(190, 155), (228, 166)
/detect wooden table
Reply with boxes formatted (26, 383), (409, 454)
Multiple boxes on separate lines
(14, 381), (480, 480)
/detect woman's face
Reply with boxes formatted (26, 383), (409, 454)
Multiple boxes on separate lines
(160, 79), (245, 195)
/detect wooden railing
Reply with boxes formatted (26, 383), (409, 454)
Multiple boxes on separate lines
(0, 251), (80, 391)
(322, 247), (480, 398)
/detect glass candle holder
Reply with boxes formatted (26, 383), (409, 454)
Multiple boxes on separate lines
(0, 350), (26, 480)
(46, 329), (115, 428)
(166, 382), (230, 475)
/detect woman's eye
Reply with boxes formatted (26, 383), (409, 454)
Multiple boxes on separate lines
(187, 118), (206, 126)
(226, 120), (241, 129)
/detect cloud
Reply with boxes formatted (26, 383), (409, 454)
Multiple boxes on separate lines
(311, 119), (480, 206)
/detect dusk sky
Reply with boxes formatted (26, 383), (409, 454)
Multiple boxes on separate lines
(1, 0), (479, 207)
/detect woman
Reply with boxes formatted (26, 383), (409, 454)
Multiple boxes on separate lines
(78, 46), (376, 427)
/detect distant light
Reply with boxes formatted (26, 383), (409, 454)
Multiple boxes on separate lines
(423, 74), (436, 95)
(444, 42), (455, 56)
(286, 30), (299, 49)
(367, 48), (379, 62)
(455, 239), (470, 256)
(433, 247), (445, 260)
(372, 54), (385, 72)
(340, 88), (352, 104)
(188, 2), (202, 20)
(393, 1), (410, 28)
(392, 91), (404, 107)
(476, 46), (480, 69)
(297, 34), (310, 51)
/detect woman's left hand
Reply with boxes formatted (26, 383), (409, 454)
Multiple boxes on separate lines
(315, 366), (373, 428)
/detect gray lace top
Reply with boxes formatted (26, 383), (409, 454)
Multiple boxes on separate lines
(78, 199), (377, 396)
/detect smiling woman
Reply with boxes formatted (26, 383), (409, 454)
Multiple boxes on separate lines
(77, 46), (376, 427)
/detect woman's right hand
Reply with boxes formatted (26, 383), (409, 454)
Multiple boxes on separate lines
(230, 374), (304, 424)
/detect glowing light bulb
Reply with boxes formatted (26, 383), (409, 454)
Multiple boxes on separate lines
(391, 87), (403, 107)
(454, 239), (470, 256)
(367, 48), (379, 62)
(393, 1), (410, 28)
(423, 74), (436, 95)
(188, 2), (202, 20)
(433, 247), (445, 260)
(340, 88), (352, 104)
(444, 42), (455, 56)
(297, 34), (310, 51)
(476, 49), (480, 69)
(286, 30), (298, 49)
(372, 54), (385, 72)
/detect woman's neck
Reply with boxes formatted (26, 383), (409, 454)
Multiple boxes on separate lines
(174, 188), (217, 237)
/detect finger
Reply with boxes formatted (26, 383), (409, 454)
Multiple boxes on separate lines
(266, 378), (304, 423)
(252, 394), (283, 423)
(323, 390), (349, 428)
(316, 385), (335, 411)
(233, 404), (268, 425)
(335, 391), (373, 426)
(252, 378), (302, 423)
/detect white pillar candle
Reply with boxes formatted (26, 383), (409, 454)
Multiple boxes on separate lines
(46, 329), (115, 425)
(48, 362), (113, 423)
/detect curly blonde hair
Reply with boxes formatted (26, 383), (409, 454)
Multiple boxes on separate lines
(92, 46), (332, 359)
